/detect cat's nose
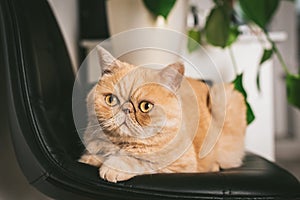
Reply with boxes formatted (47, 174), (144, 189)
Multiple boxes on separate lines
(123, 108), (130, 114)
(122, 102), (133, 114)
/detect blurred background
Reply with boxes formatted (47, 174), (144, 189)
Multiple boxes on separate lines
(0, 0), (299, 199)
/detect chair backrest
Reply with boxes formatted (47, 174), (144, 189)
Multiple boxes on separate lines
(1, 0), (84, 184)
(2, 1), (300, 200)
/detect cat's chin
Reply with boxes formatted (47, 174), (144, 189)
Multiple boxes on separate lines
(118, 124), (134, 137)
(101, 124), (138, 138)
(118, 124), (149, 139)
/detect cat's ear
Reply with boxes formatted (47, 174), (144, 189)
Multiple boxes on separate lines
(159, 62), (185, 91)
(96, 46), (120, 75)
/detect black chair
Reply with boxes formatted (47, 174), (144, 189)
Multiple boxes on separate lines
(1, 0), (300, 199)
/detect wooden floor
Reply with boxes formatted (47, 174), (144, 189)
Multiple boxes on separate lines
(276, 138), (300, 180)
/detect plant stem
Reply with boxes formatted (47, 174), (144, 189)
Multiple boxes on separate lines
(248, 25), (291, 75)
(264, 31), (291, 75)
(228, 46), (239, 75)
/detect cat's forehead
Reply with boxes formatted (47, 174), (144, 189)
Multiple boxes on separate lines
(98, 66), (167, 100)
(114, 68), (158, 98)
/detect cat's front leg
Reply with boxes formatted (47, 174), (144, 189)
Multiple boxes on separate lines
(99, 164), (135, 183)
(79, 138), (119, 167)
(99, 155), (152, 183)
(79, 152), (103, 167)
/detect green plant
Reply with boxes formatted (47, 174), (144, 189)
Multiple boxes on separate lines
(143, 0), (300, 125)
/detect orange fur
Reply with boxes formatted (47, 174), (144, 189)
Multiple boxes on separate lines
(79, 48), (247, 182)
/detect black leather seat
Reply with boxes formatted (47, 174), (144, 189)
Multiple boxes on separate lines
(1, 0), (300, 199)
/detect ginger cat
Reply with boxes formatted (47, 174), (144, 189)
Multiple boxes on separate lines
(79, 47), (247, 183)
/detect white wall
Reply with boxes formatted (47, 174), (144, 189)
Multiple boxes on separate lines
(270, 1), (300, 139)
(47, 0), (79, 71)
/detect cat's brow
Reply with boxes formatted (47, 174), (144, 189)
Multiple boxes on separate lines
(97, 82), (114, 92)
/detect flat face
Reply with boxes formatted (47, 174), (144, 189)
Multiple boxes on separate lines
(94, 65), (181, 141)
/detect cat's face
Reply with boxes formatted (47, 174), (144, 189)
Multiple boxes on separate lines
(93, 47), (184, 141)
(94, 64), (183, 140)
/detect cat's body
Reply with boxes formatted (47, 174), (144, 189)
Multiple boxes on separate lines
(79, 47), (247, 183)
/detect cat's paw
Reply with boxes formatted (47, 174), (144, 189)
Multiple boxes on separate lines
(79, 154), (102, 167)
(99, 165), (135, 183)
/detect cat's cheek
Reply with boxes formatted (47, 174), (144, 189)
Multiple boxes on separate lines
(135, 112), (152, 127)
(96, 104), (117, 120)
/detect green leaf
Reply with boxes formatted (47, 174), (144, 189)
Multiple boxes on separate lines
(205, 6), (230, 48)
(226, 26), (240, 46)
(232, 74), (255, 125)
(256, 49), (274, 91)
(286, 74), (300, 109)
(143, 0), (177, 19)
(233, 74), (247, 98)
(187, 29), (201, 53)
(239, 0), (280, 29)
(256, 70), (261, 92)
(246, 102), (255, 125)
(259, 49), (273, 65)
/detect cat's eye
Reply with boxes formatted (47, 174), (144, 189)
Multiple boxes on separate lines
(139, 101), (154, 113)
(105, 94), (119, 106)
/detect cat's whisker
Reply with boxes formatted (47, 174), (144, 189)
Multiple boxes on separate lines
(78, 124), (101, 131)
(99, 117), (119, 132)
(90, 125), (103, 136)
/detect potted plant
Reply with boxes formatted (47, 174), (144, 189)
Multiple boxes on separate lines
(141, 0), (300, 124)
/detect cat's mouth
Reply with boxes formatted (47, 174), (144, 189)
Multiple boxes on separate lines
(119, 115), (145, 138)
(114, 111), (155, 139)
(102, 111), (156, 139)
(109, 111), (140, 137)
(122, 116), (162, 139)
